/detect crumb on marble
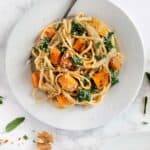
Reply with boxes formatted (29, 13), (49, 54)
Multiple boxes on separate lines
(36, 131), (54, 150)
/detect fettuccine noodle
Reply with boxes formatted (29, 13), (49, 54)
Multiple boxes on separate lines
(31, 13), (123, 108)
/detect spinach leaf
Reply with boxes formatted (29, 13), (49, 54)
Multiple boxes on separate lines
(110, 69), (119, 86)
(71, 21), (85, 36)
(5, 117), (25, 132)
(81, 74), (91, 86)
(77, 89), (91, 102)
(144, 96), (148, 114)
(57, 44), (67, 53)
(104, 32), (114, 52)
(38, 37), (51, 52)
(95, 55), (106, 61)
(95, 42), (101, 49)
(23, 134), (28, 140)
(71, 55), (83, 67)
(90, 79), (100, 93)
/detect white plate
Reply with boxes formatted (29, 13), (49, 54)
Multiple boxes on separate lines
(100, 132), (150, 150)
(6, 0), (144, 130)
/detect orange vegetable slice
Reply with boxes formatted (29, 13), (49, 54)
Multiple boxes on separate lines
(73, 39), (86, 52)
(92, 67), (110, 90)
(50, 48), (61, 65)
(32, 72), (40, 88)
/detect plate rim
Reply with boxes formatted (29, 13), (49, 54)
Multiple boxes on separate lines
(5, 0), (145, 131)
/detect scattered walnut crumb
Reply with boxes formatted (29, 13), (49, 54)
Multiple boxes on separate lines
(0, 139), (9, 145)
(3, 139), (8, 144)
(37, 143), (52, 150)
(36, 131), (54, 150)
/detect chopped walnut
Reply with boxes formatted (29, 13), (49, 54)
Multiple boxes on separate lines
(37, 143), (51, 150)
(36, 131), (54, 150)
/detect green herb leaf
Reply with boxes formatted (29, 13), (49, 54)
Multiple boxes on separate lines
(95, 55), (106, 61)
(81, 74), (91, 86)
(142, 121), (149, 125)
(5, 117), (25, 132)
(144, 96), (148, 114)
(0, 99), (3, 104)
(23, 134), (28, 140)
(110, 69), (119, 86)
(57, 44), (67, 53)
(71, 21), (85, 36)
(38, 37), (51, 52)
(146, 72), (150, 84)
(104, 32), (114, 52)
(0, 96), (4, 104)
(71, 55), (83, 67)
(95, 42), (101, 49)
(77, 89), (91, 102)
(90, 79), (100, 93)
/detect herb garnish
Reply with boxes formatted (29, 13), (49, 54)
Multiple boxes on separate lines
(38, 37), (51, 52)
(144, 96), (148, 114)
(95, 55), (106, 61)
(0, 96), (4, 104)
(142, 121), (149, 125)
(90, 79), (100, 93)
(71, 21), (85, 36)
(57, 44), (67, 53)
(146, 72), (150, 84)
(110, 69), (119, 86)
(23, 134), (28, 140)
(77, 89), (91, 102)
(95, 42), (101, 49)
(71, 55), (83, 67)
(81, 74), (90, 86)
(104, 32), (114, 52)
(5, 117), (25, 132)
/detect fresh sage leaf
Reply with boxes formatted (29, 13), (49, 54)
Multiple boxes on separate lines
(104, 32), (114, 52)
(5, 117), (25, 132)
(38, 37), (51, 52)
(144, 96), (148, 114)
(77, 89), (91, 102)
(95, 42), (101, 49)
(110, 69), (119, 86)
(71, 21), (85, 36)
(71, 55), (83, 67)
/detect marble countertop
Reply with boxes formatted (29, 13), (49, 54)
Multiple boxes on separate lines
(0, 0), (150, 149)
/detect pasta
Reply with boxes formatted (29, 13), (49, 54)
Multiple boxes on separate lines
(31, 13), (123, 108)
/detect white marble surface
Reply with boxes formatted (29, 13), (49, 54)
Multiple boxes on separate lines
(0, 0), (150, 149)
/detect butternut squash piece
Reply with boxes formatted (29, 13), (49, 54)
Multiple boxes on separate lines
(92, 67), (110, 90)
(109, 54), (123, 71)
(91, 18), (110, 37)
(32, 72), (40, 88)
(56, 95), (71, 107)
(73, 39), (86, 52)
(50, 48), (61, 65)
(42, 27), (56, 38)
(58, 73), (78, 92)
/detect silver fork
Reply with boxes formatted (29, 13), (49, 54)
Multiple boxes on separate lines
(26, 0), (77, 65)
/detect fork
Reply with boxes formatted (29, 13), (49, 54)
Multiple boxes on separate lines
(26, 0), (77, 65)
